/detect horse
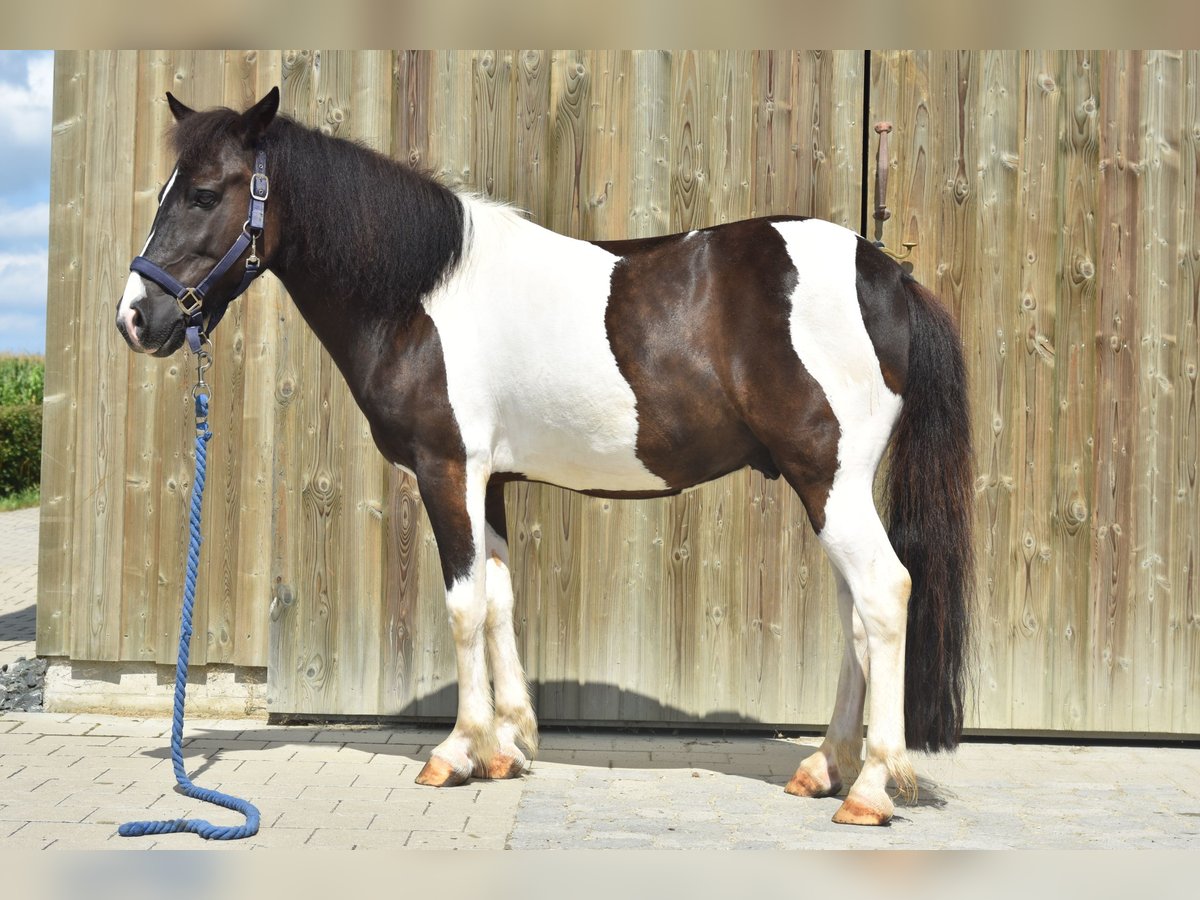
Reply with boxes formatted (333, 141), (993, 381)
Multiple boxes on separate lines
(115, 87), (973, 827)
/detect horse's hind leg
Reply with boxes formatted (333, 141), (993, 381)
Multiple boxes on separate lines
(785, 571), (867, 798)
(815, 476), (916, 825)
(478, 481), (538, 778)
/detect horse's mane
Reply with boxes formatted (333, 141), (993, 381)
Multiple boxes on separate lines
(171, 108), (465, 323)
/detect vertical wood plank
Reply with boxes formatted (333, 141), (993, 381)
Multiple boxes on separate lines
(1131, 50), (1185, 733)
(1174, 50), (1200, 734)
(118, 49), (172, 662)
(37, 50), (89, 657)
(1093, 50), (1141, 731)
(1051, 50), (1101, 731)
(1009, 51), (1059, 729)
(68, 50), (138, 662)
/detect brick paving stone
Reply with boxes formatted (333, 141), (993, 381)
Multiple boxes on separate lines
(209, 781), (303, 801)
(299, 783), (392, 801)
(350, 769), (417, 789)
(14, 821), (122, 849)
(406, 830), (506, 849)
(231, 727), (321, 743)
(288, 744), (367, 762)
(313, 729), (393, 744)
(370, 809), (465, 832)
(272, 809), (376, 831)
(305, 827), (412, 849)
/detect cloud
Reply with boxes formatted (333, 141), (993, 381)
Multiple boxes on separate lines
(0, 202), (50, 247)
(0, 52), (53, 200)
(0, 53), (52, 144)
(0, 251), (46, 352)
(0, 252), (48, 312)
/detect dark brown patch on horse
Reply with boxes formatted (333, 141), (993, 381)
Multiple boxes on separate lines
(485, 477), (515, 543)
(854, 238), (911, 396)
(599, 218), (841, 531)
(336, 310), (475, 589)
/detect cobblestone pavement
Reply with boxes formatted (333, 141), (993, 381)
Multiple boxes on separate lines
(1, 711), (1198, 849)
(0, 507), (38, 669)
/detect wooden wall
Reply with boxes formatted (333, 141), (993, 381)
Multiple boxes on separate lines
(38, 50), (1200, 735)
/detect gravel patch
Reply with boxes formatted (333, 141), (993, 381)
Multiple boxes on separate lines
(0, 656), (46, 711)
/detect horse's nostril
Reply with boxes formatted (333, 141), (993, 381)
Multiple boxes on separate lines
(131, 308), (145, 331)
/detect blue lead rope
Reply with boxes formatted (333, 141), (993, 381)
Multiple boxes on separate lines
(119, 391), (261, 840)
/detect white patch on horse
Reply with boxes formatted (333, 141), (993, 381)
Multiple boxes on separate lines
(773, 219), (902, 465)
(120, 167), (182, 346)
(773, 217), (911, 813)
(422, 196), (669, 493)
(117, 272), (147, 349)
(140, 166), (179, 253)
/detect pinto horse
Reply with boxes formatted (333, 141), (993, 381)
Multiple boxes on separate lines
(116, 88), (973, 826)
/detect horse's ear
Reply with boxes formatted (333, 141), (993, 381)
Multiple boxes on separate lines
(166, 92), (195, 122)
(239, 87), (280, 146)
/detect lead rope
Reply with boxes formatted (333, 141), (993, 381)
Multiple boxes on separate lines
(120, 338), (261, 840)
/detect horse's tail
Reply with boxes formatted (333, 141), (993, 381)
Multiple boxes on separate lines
(887, 277), (974, 753)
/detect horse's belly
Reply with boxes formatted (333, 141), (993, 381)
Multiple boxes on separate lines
(494, 388), (670, 492)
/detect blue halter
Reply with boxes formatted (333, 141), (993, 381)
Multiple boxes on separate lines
(130, 150), (269, 351)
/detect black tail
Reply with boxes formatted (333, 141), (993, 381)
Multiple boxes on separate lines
(888, 278), (974, 753)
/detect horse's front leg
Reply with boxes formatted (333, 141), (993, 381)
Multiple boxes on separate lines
(478, 480), (538, 778)
(413, 456), (498, 787)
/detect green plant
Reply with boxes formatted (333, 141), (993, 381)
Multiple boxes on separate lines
(0, 403), (42, 496)
(0, 355), (44, 406)
(0, 485), (39, 511)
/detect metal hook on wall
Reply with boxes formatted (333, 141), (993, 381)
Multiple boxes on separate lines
(871, 121), (917, 266)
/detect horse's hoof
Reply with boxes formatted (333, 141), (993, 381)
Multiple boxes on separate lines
(474, 752), (529, 780)
(415, 756), (470, 787)
(831, 795), (892, 826)
(784, 769), (842, 799)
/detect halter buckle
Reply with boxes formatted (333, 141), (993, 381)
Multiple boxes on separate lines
(250, 173), (269, 202)
(177, 288), (203, 318)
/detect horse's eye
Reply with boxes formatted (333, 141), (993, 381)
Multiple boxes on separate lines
(192, 189), (220, 209)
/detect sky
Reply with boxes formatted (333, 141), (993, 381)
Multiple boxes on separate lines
(0, 51), (53, 355)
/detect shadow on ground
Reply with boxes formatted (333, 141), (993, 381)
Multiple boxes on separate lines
(133, 678), (952, 809)
(0, 602), (36, 642)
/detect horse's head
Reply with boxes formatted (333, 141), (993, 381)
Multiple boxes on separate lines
(116, 87), (279, 357)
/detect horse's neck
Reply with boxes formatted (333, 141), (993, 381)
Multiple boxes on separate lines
(269, 262), (387, 398)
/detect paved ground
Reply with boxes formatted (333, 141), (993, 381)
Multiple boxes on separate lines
(3, 507), (1200, 849)
(0, 506), (38, 669)
(1, 712), (1199, 849)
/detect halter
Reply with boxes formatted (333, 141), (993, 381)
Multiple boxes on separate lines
(130, 150), (269, 352)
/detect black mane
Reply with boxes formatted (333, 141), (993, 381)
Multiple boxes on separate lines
(172, 109), (465, 323)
